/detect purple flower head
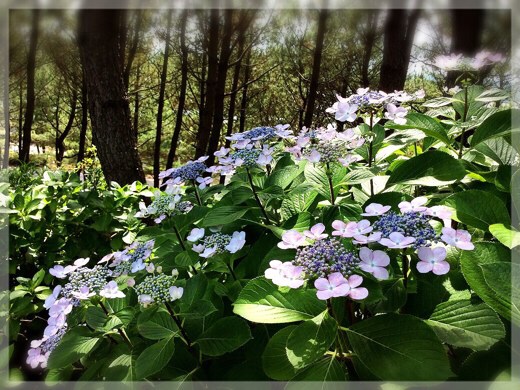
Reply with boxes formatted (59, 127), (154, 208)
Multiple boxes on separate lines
(379, 232), (416, 249)
(264, 260), (305, 289)
(99, 281), (125, 299)
(358, 247), (390, 280)
(416, 247), (450, 275)
(384, 103), (408, 125)
(441, 227), (474, 250)
(352, 232), (383, 245)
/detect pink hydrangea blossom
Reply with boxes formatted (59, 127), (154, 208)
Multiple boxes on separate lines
(264, 260), (305, 288)
(379, 232), (416, 249)
(352, 232), (383, 245)
(398, 197), (428, 213)
(361, 203), (391, 216)
(100, 281), (125, 299)
(303, 223), (328, 240)
(385, 103), (408, 125)
(358, 248), (390, 280)
(416, 247), (450, 275)
(441, 227), (474, 250)
(314, 273), (368, 300)
(278, 230), (307, 249)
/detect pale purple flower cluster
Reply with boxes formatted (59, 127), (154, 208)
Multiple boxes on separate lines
(134, 273), (183, 307)
(326, 88), (425, 125)
(99, 239), (155, 276)
(265, 223), (370, 301)
(187, 228), (246, 258)
(135, 185), (185, 224)
(434, 51), (505, 72)
(286, 124), (364, 167)
(159, 157), (209, 185)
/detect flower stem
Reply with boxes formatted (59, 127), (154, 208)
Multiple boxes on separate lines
(99, 301), (133, 348)
(246, 167), (271, 224)
(165, 301), (192, 348)
(458, 86), (469, 159)
(173, 224), (197, 275)
(325, 162), (336, 205)
(368, 112), (374, 196)
(402, 249), (409, 290)
(192, 180), (202, 206)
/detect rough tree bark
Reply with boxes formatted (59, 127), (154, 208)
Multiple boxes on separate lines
(166, 9), (189, 170)
(238, 48), (252, 134)
(361, 10), (379, 88)
(19, 9), (39, 163)
(303, 9), (328, 128)
(195, 8), (219, 158)
(123, 10), (143, 90)
(77, 76), (88, 163)
(378, 7), (421, 92)
(207, 9), (234, 166)
(55, 90), (78, 165)
(153, 9), (173, 187)
(78, 9), (145, 185)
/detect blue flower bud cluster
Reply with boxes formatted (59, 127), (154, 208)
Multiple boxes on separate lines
(349, 91), (387, 107)
(242, 126), (277, 141)
(134, 274), (178, 304)
(61, 265), (112, 300)
(372, 211), (438, 248)
(230, 149), (262, 167)
(174, 201), (193, 215)
(314, 140), (348, 163)
(39, 326), (67, 354)
(202, 232), (232, 254)
(294, 238), (360, 279)
(168, 161), (207, 181)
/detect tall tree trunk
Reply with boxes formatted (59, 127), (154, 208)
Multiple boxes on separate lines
(166, 9), (189, 170)
(303, 9), (328, 128)
(195, 8), (219, 158)
(207, 9), (234, 167)
(361, 10), (378, 88)
(133, 62), (141, 140)
(19, 9), (39, 163)
(123, 10), (143, 90)
(77, 76), (88, 163)
(224, 28), (247, 149)
(153, 10), (173, 187)
(18, 78), (23, 155)
(446, 8), (485, 87)
(238, 48), (252, 134)
(378, 7), (421, 92)
(56, 90), (78, 165)
(78, 9), (145, 185)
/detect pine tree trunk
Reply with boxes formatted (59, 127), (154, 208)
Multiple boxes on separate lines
(19, 9), (39, 163)
(303, 9), (328, 128)
(238, 49), (252, 134)
(77, 76), (88, 163)
(56, 90), (78, 165)
(78, 9), (145, 185)
(378, 8), (421, 92)
(166, 9), (189, 170)
(195, 8), (219, 158)
(153, 10), (173, 187)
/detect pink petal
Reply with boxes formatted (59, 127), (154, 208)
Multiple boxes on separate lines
(417, 247), (433, 262)
(359, 263), (373, 273)
(349, 287), (369, 300)
(432, 247), (447, 261)
(316, 289), (334, 300)
(441, 227), (456, 238)
(372, 267), (389, 280)
(358, 247), (373, 263)
(332, 283), (351, 297)
(416, 261), (433, 273)
(379, 238), (395, 247)
(457, 241), (475, 250)
(328, 272), (348, 287)
(314, 278), (330, 290)
(372, 250), (390, 266)
(311, 223), (325, 235)
(389, 232), (405, 242)
(348, 274), (364, 288)
(432, 261), (450, 275)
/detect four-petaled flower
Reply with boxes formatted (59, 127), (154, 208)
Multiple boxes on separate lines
(379, 232), (416, 249)
(358, 248), (390, 280)
(169, 286), (184, 300)
(100, 281), (125, 299)
(314, 273), (368, 300)
(187, 228), (205, 242)
(278, 230), (307, 249)
(385, 103), (408, 125)
(441, 227), (474, 250)
(398, 197), (428, 213)
(303, 223), (328, 240)
(361, 203), (391, 217)
(416, 247), (450, 275)
(264, 260), (305, 288)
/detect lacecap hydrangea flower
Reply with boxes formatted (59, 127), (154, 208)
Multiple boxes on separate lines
(136, 184), (192, 224)
(187, 228), (246, 258)
(98, 239), (155, 276)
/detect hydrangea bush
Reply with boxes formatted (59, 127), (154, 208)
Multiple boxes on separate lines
(8, 52), (518, 382)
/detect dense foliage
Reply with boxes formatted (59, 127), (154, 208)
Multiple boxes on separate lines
(6, 77), (518, 382)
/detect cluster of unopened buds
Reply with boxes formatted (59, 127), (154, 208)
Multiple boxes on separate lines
(326, 87), (425, 125)
(187, 227), (246, 258)
(286, 123), (364, 167)
(264, 196), (474, 301)
(135, 184), (192, 224)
